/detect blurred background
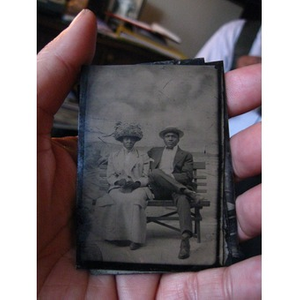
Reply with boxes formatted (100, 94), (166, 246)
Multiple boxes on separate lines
(38, 0), (261, 59)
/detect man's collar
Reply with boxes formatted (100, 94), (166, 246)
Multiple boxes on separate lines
(164, 145), (179, 151)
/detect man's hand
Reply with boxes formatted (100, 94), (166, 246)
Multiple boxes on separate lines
(37, 10), (261, 299)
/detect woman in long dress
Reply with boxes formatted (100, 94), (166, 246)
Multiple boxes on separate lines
(98, 122), (152, 250)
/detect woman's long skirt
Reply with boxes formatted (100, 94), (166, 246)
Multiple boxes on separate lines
(96, 187), (149, 244)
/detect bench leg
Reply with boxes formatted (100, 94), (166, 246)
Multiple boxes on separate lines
(194, 207), (201, 243)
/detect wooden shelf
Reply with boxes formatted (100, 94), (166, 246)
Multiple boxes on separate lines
(37, 13), (173, 65)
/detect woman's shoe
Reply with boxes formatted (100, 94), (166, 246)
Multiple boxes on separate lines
(129, 242), (141, 250)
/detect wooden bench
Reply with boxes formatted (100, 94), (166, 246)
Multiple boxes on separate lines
(96, 161), (210, 243)
(146, 162), (210, 243)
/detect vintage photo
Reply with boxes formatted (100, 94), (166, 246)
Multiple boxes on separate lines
(77, 62), (232, 273)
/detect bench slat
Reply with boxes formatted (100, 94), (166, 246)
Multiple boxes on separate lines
(147, 199), (210, 207)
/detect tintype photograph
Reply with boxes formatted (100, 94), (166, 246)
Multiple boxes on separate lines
(77, 61), (234, 273)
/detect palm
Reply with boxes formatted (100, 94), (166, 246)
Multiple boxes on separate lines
(37, 135), (77, 290)
(37, 10), (261, 299)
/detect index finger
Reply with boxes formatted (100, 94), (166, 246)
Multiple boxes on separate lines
(225, 64), (261, 117)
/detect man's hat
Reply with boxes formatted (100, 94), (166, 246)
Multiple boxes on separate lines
(159, 126), (184, 139)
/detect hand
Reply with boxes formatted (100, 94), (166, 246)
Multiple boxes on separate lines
(37, 10), (261, 299)
(115, 178), (127, 186)
(124, 181), (141, 190)
(124, 179), (134, 187)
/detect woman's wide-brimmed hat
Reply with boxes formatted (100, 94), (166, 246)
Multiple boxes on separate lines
(113, 122), (143, 141)
(159, 126), (184, 139)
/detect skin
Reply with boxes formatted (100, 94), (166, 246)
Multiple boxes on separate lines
(163, 133), (179, 149)
(37, 9), (261, 299)
(122, 136), (138, 151)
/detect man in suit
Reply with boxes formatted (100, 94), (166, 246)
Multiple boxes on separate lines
(148, 127), (203, 259)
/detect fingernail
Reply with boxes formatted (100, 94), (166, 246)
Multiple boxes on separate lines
(71, 9), (92, 25)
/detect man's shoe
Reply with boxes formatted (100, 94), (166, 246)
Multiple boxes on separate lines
(130, 242), (141, 250)
(178, 238), (190, 259)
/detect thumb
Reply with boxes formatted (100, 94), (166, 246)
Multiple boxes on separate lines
(37, 9), (97, 136)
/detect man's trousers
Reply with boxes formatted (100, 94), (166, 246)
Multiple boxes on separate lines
(148, 169), (193, 236)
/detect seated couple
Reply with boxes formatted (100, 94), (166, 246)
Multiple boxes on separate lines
(98, 122), (203, 259)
